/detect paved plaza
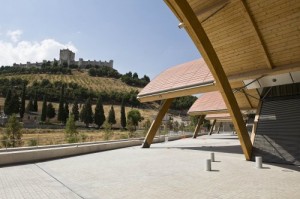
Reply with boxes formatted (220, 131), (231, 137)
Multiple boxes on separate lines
(0, 134), (299, 199)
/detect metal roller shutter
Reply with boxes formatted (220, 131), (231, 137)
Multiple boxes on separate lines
(252, 97), (300, 165)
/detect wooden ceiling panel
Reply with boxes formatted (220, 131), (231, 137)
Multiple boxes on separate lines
(246, 0), (300, 67)
(199, 0), (269, 77)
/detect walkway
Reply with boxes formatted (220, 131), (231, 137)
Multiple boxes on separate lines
(0, 134), (299, 199)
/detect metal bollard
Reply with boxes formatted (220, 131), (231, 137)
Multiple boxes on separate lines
(165, 136), (168, 142)
(255, 156), (262, 169)
(205, 159), (211, 171)
(210, 152), (215, 162)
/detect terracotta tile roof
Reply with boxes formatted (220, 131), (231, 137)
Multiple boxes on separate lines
(138, 58), (214, 97)
(188, 91), (226, 114)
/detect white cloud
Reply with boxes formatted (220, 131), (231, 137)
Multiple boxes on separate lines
(0, 36), (77, 66)
(7, 30), (23, 43)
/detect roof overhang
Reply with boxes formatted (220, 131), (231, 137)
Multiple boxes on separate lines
(188, 91), (258, 116)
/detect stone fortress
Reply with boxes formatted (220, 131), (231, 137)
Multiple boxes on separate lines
(13, 49), (113, 68)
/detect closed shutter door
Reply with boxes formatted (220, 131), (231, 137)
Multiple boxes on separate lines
(252, 97), (300, 165)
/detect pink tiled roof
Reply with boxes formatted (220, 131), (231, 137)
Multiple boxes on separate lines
(188, 91), (226, 114)
(138, 58), (214, 97)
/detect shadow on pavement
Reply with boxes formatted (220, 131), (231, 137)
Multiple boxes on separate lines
(154, 145), (243, 154)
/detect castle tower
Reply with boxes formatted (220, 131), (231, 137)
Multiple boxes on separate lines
(59, 49), (75, 66)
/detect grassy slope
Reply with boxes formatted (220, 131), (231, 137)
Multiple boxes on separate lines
(0, 70), (141, 93)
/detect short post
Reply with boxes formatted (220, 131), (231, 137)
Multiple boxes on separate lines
(210, 152), (215, 162)
(165, 135), (168, 142)
(205, 159), (211, 171)
(255, 156), (262, 169)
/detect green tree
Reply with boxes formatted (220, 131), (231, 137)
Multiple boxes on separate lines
(120, 99), (126, 129)
(94, 96), (105, 128)
(10, 92), (20, 114)
(41, 95), (47, 122)
(108, 105), (116, 127)
(63, 102), (69, 123)
(20, 83), (26, 119)
(127, 109), (143, 130)
(2, 114), (23, 147)
(33, 92), (38, 112)
(26, 98), (34, 112)
(65, 114), (79, 143)
(71, 99), (79, 121)
(126, 118), (135, 138)
(46, 103), (56, 120)
(57, 85), (65, 123)
(80, 98), (93, 127)
(4, 89), (12, 115)
(6, 91), (20, 115)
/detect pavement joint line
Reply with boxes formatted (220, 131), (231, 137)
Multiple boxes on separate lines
(34, 163), (85, 199)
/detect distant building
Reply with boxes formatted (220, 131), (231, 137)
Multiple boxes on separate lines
(12, 49), (113, 68)
(59, 49), (75, 66)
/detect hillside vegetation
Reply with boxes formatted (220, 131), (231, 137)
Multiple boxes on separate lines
(1, 71), (140, 94)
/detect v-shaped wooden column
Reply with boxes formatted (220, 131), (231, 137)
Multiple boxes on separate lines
(193, 115), (205, 138)
(142, 98), (173, 148)
(208, 119), (217, 135)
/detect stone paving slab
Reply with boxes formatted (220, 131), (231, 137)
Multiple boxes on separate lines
(0, 134), (299, 199)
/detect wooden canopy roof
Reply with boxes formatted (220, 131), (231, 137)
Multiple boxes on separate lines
(137, 58), (216, 102)
(188, 91), (258, 116)
(137, 57), (261, 103)
(165, 0), (300, 81)
(138, 0), (299, 103)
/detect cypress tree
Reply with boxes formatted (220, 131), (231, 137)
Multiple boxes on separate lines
(57, 85), (65, 122)
(94, 96), (105, 128)
(120, 99), (126, 129)
(80, 98), (93, 127)
(46, 103), (56, 120)
(64, 102), (69, 123)
(72, 99), (79, 121)
(12, 92), (20, 114)
(4, 90), (20, 115)
(33, 91), (38, 112)
(108, 105), (116, 127)
(4, 89), (12, 115)
(20, 83), (26, 119)
(41, 95), (47, 122)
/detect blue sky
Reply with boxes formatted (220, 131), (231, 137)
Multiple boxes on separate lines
(0, 0), (200, 79)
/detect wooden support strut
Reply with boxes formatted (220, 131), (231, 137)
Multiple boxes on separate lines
(142, 98), (173, 148)
(208, 119), (216, 135)
(193, 115), (205, 138)
(217, 122), (222, 134)
(169, 0), (253, 160)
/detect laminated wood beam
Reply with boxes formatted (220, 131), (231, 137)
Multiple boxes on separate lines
(166, 0), (252, 160)
(208, 119), (217, 135)
(193, 115), (205, 138)
(239, 0), (273, 69)
(142, 98), (173, 148)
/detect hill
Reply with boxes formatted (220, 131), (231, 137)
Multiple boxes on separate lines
(0, 70), (141, 94)
(0, 69), (144, 107)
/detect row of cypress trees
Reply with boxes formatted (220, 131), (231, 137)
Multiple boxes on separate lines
(3, 84), (127, 129)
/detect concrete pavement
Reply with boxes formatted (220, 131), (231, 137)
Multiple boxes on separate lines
(0, 134), (299, 199)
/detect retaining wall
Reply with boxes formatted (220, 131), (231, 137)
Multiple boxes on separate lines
(0, 134), (191, 166)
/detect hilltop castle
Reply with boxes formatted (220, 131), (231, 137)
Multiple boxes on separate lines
(13, 49), (113, 68)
